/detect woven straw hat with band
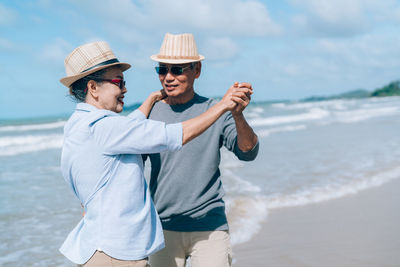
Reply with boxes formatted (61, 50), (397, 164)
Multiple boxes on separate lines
(151, 33), (205, 64)
(60, 41), (131, 88)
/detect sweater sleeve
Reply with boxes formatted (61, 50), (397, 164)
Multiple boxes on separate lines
(222, 112), (259, 161)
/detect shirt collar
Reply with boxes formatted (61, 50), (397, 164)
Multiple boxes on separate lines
(76, 102), (100, 112)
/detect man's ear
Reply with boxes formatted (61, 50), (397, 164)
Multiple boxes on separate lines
(195, 62), (202, 79)
(87, 80), (99, 98)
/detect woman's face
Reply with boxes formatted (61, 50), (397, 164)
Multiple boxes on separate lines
(95, 67), (127, 113)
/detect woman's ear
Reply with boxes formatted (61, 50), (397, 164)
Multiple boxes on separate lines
(87, 80), (98, 98)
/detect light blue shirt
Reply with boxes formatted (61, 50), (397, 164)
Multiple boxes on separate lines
(60, 103), (182, 264)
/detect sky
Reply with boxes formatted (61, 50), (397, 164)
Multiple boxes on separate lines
(1, 0), (400, 119)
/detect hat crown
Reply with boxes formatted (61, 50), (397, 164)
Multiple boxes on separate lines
(151, 33), (205, 63)
(64, 41), (117, 76)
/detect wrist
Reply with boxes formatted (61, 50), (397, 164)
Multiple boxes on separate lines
(232, 111), (244, 120)
(149, 92), (160, 103)
(215, 101), (229, 114)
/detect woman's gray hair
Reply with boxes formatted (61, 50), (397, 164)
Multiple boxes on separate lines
(69, 68), (109, 102)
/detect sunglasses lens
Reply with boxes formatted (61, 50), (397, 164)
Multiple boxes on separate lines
(156, 66), (168, 75)
(121, 80), (126, 89)
(170, 67), (183, 75)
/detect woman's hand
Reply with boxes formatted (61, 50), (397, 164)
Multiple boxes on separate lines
(138, 89), (168, 118)
(150, 89), (168, 102)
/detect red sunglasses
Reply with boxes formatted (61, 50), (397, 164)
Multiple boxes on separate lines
(97, 78), (126, 89)
(84, 79), (126, 93)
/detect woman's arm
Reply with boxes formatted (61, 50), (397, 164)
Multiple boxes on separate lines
(138, 89), (167, 117)
(181, 83), (252, 145)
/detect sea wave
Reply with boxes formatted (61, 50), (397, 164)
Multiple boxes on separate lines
(0, 134), (63, 156)
(334, 106), (399, 123)
(249, 108), (329, 127)
(273, 99), (352, 111)
(225, 196), (268, 245)
(221, 149), (267, 246)
(0, 121), (66, 132)
(257, 124), (307, 137)
(265, 165), (400, 209)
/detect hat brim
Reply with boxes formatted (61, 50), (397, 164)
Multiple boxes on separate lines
(60, 62), (131, 88)
(150, 55), (205, 64)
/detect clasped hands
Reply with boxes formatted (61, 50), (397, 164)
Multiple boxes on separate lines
(222, 81), (253, 116)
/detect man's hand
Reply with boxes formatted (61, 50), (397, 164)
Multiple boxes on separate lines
(231, 82), (253, 116)
(228, 82), (257, 152)
(221, 82), (253, 113)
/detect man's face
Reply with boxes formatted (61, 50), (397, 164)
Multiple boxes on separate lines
(157, 62), (201, 97)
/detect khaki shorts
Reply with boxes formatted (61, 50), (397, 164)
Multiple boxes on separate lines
(78, 251), (149, 267)
(150, 230), (232, 267)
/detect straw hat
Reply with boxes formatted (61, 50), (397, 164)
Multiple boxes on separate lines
(60, 41), (131, 88)
(151, 33), (205, 64)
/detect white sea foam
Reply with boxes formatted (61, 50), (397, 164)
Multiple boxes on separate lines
(0, 134), (63, 156)
(225, 196), (268, 245)
(222, 143), (400, 247)
(250, 107), (264, 114)
(249, 108), (329, 127)
(222, 169), (261, 194)
(275, 99), (352, 111)
(257, 124), (307, 137)
(334, 106), (399, 123)
(245, 106), (265, 118)
(271, 103), (287, 108)
(0, 121), (66, 132)
(221, 149), (268, 246)
(265, 165), (400, 209)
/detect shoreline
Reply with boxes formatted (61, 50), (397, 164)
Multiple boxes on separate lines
(232, 178), (400, 267)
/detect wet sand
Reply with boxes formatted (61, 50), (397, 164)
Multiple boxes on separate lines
(233, 178), (400, 267)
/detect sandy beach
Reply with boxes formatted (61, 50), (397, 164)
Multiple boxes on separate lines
(232, 178), (400, 267)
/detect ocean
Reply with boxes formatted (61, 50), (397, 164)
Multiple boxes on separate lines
(1, 96), (400, 266)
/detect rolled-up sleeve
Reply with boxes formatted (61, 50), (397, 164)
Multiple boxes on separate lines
(89, 113), (182, 155)
(165, 123), (182, 151)
(233, 139), (259, 161)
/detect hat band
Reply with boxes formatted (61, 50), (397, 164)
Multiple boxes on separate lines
(81, 58), (120, 73)
(156, 55), (200, 60)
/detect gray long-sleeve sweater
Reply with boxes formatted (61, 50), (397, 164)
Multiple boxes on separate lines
(146, 94), (259, 231)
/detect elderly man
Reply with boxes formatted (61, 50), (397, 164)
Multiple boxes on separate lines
(146, 33), (259, 267)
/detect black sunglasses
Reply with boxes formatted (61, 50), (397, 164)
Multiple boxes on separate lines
(155, 64), (194, 75)
(96, 78), (126, 89)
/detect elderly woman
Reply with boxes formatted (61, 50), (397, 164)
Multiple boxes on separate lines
(59, 41), (252, 267)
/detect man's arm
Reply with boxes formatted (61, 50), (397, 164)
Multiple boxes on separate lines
(231, 82), (258, 152)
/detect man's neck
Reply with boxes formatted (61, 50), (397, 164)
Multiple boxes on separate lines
(164, 89), (195, 105)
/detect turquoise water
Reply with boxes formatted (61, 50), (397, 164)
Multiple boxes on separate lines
(1, 97), (400, 266)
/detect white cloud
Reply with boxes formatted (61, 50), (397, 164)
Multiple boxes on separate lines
(290, 0), (400, 37)
(148, 0), (282, 37)
(40, 38), (74, 64)
(200, 37), (240, 61)
(0, 4), (17, 25)
(315, 33), (400, 70)
(246, 27), (400, 100)
(68, 0), (281, 64)
(85, 0), (281, 37)
(0, 38), (14, 50)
